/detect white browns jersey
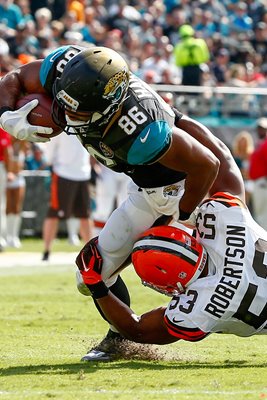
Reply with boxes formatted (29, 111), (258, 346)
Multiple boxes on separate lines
(164, 192), (267, 341)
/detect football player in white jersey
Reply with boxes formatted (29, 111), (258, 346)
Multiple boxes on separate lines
(76, 152), (267, 344)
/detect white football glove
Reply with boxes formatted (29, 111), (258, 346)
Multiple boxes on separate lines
(0, 99), (53, 142)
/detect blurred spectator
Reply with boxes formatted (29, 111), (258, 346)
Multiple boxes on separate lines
(231, 130), (255, 210)
(249, 118), (267, 230)
(106, 1), (141, 35)
(197, 0), (227, 23)
(6, 137), (27, 248)
(59, 9), (80, 37)
(139, 49), (171, 84)
(67, 0), (86, 23)
(250, 21), (267, 64)
(194, 9), (217, 38)
(61, 30), (83, 47)
(90, 0), (107, 22)
(15, 0), (33, 24)
(41, 133), (93, 261)
(211, 47), (230, 85)
(51, 0), (66, 20)
(0, 127), (12, 251)
(7, 20), (39, 59)
(79, 6), (105, 45)
(102, 28), (123, 53)
(173, 24), (210, 86)
(0, 0), (23, 29)
(229, 2), (253, 36)
(131, 12), (155, 44)
(162, 6), (186, 46)
(246, 0), (265, 29)
(139, 36), (157, 63)
(0, 37), (15, 74)
(222, 63), (257, 117)
(34, 6), (52, 38)
(29, 1), (49, 16)
(50, 19), (64, 44)
(24, 143), (48, 170)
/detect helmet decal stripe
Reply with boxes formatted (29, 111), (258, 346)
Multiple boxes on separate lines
(133, 238), (199, 266)
(135, 235), (199, 256)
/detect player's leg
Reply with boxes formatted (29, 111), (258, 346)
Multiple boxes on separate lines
(66, 217), (80, 245)
(0, 162), (7, 250)
(6, 182), (25, 248)
(80, 182), (162, 361)
(92, 167), (117, 235)
(42, 174), (75, 260)
(251, 178), (267, 230)
(72, 179), (94, 243)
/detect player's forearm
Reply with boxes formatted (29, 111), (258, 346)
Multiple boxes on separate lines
(178, 116), (245, 201)
(97, 292), (144, 341)
(96, 292), (174, 344)
(0, 72), (22, 110)
(179, 162), (219, 215)
(161, 126), (220, 214)
(0, 61), (45, 110)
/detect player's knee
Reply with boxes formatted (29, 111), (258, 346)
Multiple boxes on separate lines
(76, 270), (92, 296)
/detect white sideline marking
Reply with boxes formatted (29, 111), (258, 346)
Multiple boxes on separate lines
(0, 252), (77, 268)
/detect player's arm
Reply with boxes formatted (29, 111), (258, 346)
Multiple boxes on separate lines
(97, 293), (178, 345)
(76, 237), (178, 345)
(0, 61), (53, 142)
(0, 60), (46, 109)
(177, 115), (246, 201)
(159, 125), (220, 218)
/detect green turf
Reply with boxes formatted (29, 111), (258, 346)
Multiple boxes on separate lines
(5, 237), (79, 253)
(0, 259), (266, 400)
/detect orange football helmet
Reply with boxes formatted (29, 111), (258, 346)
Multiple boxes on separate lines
(132, 226), (207, 296)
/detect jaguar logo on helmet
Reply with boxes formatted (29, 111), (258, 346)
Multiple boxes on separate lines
(56, 90), (79, 111)
(103, 67), (129, 104)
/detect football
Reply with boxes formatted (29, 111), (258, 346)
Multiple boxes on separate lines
(16, 93), (63, 137)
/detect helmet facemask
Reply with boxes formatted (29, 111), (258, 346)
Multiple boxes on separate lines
(52, 82), (99, 135)
(132, 226), (208, 297)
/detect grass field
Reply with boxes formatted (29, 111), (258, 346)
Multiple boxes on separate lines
(1, 239), (267, 400)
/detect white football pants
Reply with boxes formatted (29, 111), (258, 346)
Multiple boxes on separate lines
(77, 179), (185, 293)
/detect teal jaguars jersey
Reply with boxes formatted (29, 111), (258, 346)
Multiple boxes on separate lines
(40, 45), (186, 187)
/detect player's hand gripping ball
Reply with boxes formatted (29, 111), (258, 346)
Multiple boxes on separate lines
(16, 93), (62, 138)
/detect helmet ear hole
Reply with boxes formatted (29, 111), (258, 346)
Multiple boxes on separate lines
(132, 226), (207, 296)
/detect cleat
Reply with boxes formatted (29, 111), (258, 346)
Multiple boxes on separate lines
(81, 331), (124, 362)
(42, 251), (50, 261)
(81, 349), (112, 362)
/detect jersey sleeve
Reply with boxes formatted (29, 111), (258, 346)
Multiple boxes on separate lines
(164, 293), (209, 342)
(127, 120), (172, 165)
(200, 192), (247, 209)
(164, 314), (209, 341)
